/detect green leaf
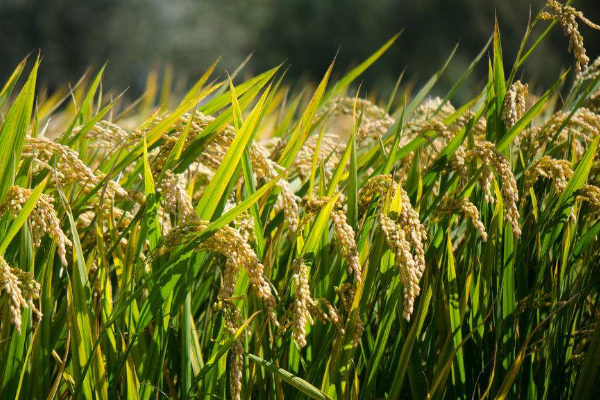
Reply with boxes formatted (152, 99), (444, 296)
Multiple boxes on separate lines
(67, 91), (125, 147)
(346, 104), (358, 229)
(496, 297), (576, 400)
(59, 64), (106, 143)
(404, 43), (457, 119)
(111, 81), (222, 176)
(573, 219), (600, 258)
(445, 233), (466, 389)
(573, 313), (600, 400)
(302, 194), (340, 256)
(65, 199), (108, 399)
(196, 83), (272, 220)
(279, 61), (334, 168)
(326, 33), (400, 100)
(496, 70), (568, 151)
(0, 178), (47, 255)
(142, 136), (161, 250)
(247, 353), (332, 400)
(0, 56), (28, 109)
(437, 36), (491, 113)
(0, 58), (39, 204)
(555, 134), (599, 215)
(186, 313), (259, 397)
(493, 18), (507, 143)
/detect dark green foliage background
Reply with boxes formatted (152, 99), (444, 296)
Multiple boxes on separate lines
(1, 0), (599, 99)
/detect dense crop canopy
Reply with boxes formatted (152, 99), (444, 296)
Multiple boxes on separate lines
(1, 2), (600, 399)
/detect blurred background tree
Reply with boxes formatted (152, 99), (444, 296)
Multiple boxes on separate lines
(1, 0), (599, 101)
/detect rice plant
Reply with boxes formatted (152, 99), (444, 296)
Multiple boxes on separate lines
(1, 1), (600, 399)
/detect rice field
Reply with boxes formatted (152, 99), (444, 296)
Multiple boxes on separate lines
(1, 1), (600, 399)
